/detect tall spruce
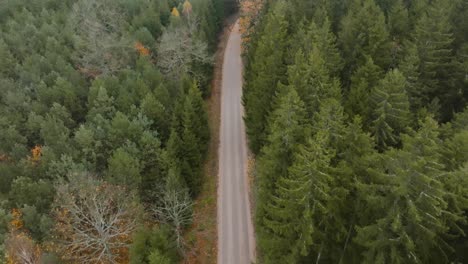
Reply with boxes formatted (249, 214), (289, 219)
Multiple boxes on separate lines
(243, 0), (289, 154)
(356, 117), (455, 263)
(256, 88), (308, 263)
(287, 46), (341, 117)
(339, 0), (391, 81)
(345, 57), (383, 122)
(370, 69), (410, 150)
(413, 0), (460, 120)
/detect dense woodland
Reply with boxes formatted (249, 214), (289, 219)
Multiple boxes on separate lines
(0, 0), (224, 263)
(243, 0), (468, 263)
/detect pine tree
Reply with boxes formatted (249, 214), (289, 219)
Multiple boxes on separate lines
(388, 0), (410, 40)
(297, 19), (343, 77)
(370, 69), (410, 150)
(256, 88), (308, 263)
(107, 147), (142, 189)
(0, 39), (15, 78)
(312, 98), (346, 151)
(287, 47), (341, 117)
(413, 0), (459, 120)
(355, 117), (455, 263)
(186, 82), (209, 153)
(243, 0), (289, 154)
(345, 57), (383, 122)
(339, 0), (391, 80)
(290, 132), (336, 262)
(399, 41), (423, 110)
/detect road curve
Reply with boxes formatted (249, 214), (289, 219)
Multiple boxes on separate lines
(217, 21), (255, 264)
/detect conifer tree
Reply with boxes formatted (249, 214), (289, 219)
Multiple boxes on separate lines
(293, 19), (343, 77)
(339, 0), (391, 79)
(256, 88), (308, 263)
(345, 57), (383, 122)
(288, 132), (335, 263)
(388, 0), (410, 40)
(355, 117), (455, 263)
(399, 41), (423, 110)
(287, 47), (341, 117)
(413, 0), (459, 120)
(312, 98), (346, 151)
(370, 69), (410, 149)
(243, 0), (289, 154)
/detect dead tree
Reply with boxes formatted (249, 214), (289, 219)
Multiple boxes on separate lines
(69, 0), (131, 77)
(53, 173), (141, 264)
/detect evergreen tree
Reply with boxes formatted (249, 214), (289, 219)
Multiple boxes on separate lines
(0, 40), (15, 77)
(292, 19), (343, 77)
(243, 0), (289, 154)
(281, 132), (334, 263)
(345, 57), (383, 122)
(355, 117), (456, 263)
(312, 98), (346, 151)
(107, 147), (142, 189)
(287, 47), (341, 117)
(339, 0), (391, 80)
(399, 41), (423, 110)
(388, 0), (410, 40)
(256, 88), (308, 263)
(370, 69), (410, 149)
(413, 0), (460, 120)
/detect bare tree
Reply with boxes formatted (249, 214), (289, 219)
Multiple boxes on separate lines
(153, 169), (193, 250)
(5, 233), (42, 264)
(69, 0), (132, 77)
(156, 17), (213, 81)
(53, 173), (141, 264)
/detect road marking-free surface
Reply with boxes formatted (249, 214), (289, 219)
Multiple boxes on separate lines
(217, 21), (256, 264)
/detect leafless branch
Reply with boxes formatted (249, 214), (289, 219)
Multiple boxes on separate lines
(53, 173), (141, 264)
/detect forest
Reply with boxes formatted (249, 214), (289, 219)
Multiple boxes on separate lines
(243, 0), (468, 263)
(0, 0), (224, 263)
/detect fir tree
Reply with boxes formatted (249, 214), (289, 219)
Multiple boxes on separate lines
(243, 0), (289, 154)
(339, 0), (391, 80)
(413, 0), (459, 120)
(356, 117), (455, 263)
(256, 88), (308, 263)
(388, 0), (410, 40)
(287, 47), (341, 117)
(399, 41), (423, 110)
(345, 57), (383, 122)
(370, 69), (410, 150)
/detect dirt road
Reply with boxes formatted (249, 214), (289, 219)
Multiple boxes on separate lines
(217, 21), (255, 264)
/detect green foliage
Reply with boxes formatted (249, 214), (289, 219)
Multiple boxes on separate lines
(370, 69), (410, 149)
(107, 147), (142, 189)
(243, 0), (289, 154)
(339, 0), (391, 79)
(345, 57), (383, 122)
(256, 88), (309, 263)
(245, 0), (468, 262)
(130, 226), (178, 264)
(0, 0), (221, 258)
(413, 0), (462, 120)
(287, 47), (341, 117)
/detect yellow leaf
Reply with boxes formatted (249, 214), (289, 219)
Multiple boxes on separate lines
(171, 7), (180, 17)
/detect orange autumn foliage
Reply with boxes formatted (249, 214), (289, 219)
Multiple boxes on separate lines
(0, 153), (10, 162)
(135, 41), (150, 56)
(5, 209), (42, 264)
(30, 145), (42, 163)
(10, 209), (23, 231)
(239, 0), (265, 47)
(183, 0), (193, 16)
